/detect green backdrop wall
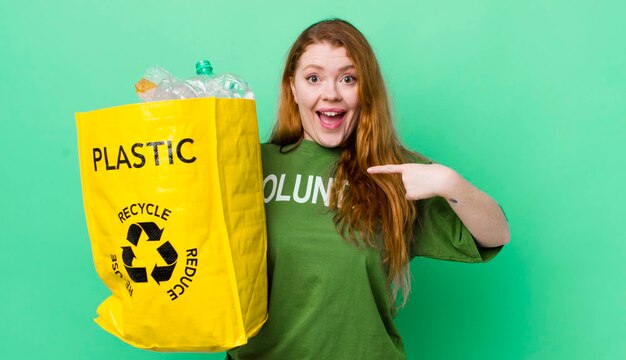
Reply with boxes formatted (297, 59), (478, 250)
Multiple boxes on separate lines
(1, 0), (624, 359)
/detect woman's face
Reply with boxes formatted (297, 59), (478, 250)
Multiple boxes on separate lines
(290, 42), (360, 148)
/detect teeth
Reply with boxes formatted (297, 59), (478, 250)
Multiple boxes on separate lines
(321, 111), (340, 116)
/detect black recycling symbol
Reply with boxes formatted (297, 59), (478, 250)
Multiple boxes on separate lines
(122, 222), (178, 284)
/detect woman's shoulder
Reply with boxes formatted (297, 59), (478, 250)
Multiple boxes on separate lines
(261, 143), (280, 162)
(261, 142), (280, 151)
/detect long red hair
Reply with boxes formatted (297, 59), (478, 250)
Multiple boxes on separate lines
(271, 19), (423, 303)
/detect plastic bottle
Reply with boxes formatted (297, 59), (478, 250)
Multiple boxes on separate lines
(191, 60), (230, 98)
(135, 60), (254, 101)
(194, 60), (254, 99)
(135, 67), (200, 101)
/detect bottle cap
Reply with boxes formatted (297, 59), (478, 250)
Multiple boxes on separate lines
(196, 60), (214, 76)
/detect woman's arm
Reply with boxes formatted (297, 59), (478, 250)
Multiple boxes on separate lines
(367, 163), (510, 247)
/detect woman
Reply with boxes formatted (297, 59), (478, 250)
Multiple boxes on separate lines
(228, 18), (509, 360)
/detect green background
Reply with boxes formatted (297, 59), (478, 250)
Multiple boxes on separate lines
(1, 0), (624, 359)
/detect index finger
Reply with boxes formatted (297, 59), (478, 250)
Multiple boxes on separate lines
(367, 164), (405, 174)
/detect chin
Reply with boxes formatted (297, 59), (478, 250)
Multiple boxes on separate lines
(316, 137), (345, 148)
(318, 141), (340, 148)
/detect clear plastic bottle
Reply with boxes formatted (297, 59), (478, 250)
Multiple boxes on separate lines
(135, 60), (254, 101)
(194, 59), (254, 99)
(135, 66), (200, 101)
(216, 73), (255, 99)
(192, 60), (230, 98)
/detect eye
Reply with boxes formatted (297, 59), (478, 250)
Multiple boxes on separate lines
(342, 75), (357, 84)
(306, 75), (320, 84)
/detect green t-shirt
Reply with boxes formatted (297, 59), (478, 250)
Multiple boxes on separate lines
(227, 140), (500, 360)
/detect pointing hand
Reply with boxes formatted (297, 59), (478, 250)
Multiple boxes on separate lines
(367, 163), (459, 201)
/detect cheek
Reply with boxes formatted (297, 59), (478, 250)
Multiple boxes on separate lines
(345, 88), (360, 108)
(297, 91), (318, 109)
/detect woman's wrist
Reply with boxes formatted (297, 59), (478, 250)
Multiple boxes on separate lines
(433, 164), (465, 201)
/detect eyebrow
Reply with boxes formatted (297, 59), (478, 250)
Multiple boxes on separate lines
(302, 64), (355, 72)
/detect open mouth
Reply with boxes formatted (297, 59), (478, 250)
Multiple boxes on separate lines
(316, 110), (346, 130)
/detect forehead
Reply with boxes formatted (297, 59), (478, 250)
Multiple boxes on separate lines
(297, 42), (354, 70)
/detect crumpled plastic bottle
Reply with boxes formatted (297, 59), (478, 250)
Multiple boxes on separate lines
(135, 60), (254, 101)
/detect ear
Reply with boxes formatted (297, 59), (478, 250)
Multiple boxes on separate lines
(290, 77), (298, 104)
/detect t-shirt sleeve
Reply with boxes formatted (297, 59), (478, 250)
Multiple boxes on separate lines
(410, 196), (502, 262)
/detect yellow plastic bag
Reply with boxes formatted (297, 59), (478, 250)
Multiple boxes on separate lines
(76, 98), (267, 351)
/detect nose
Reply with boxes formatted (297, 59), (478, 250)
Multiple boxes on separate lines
(321, 82), (341, 101)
